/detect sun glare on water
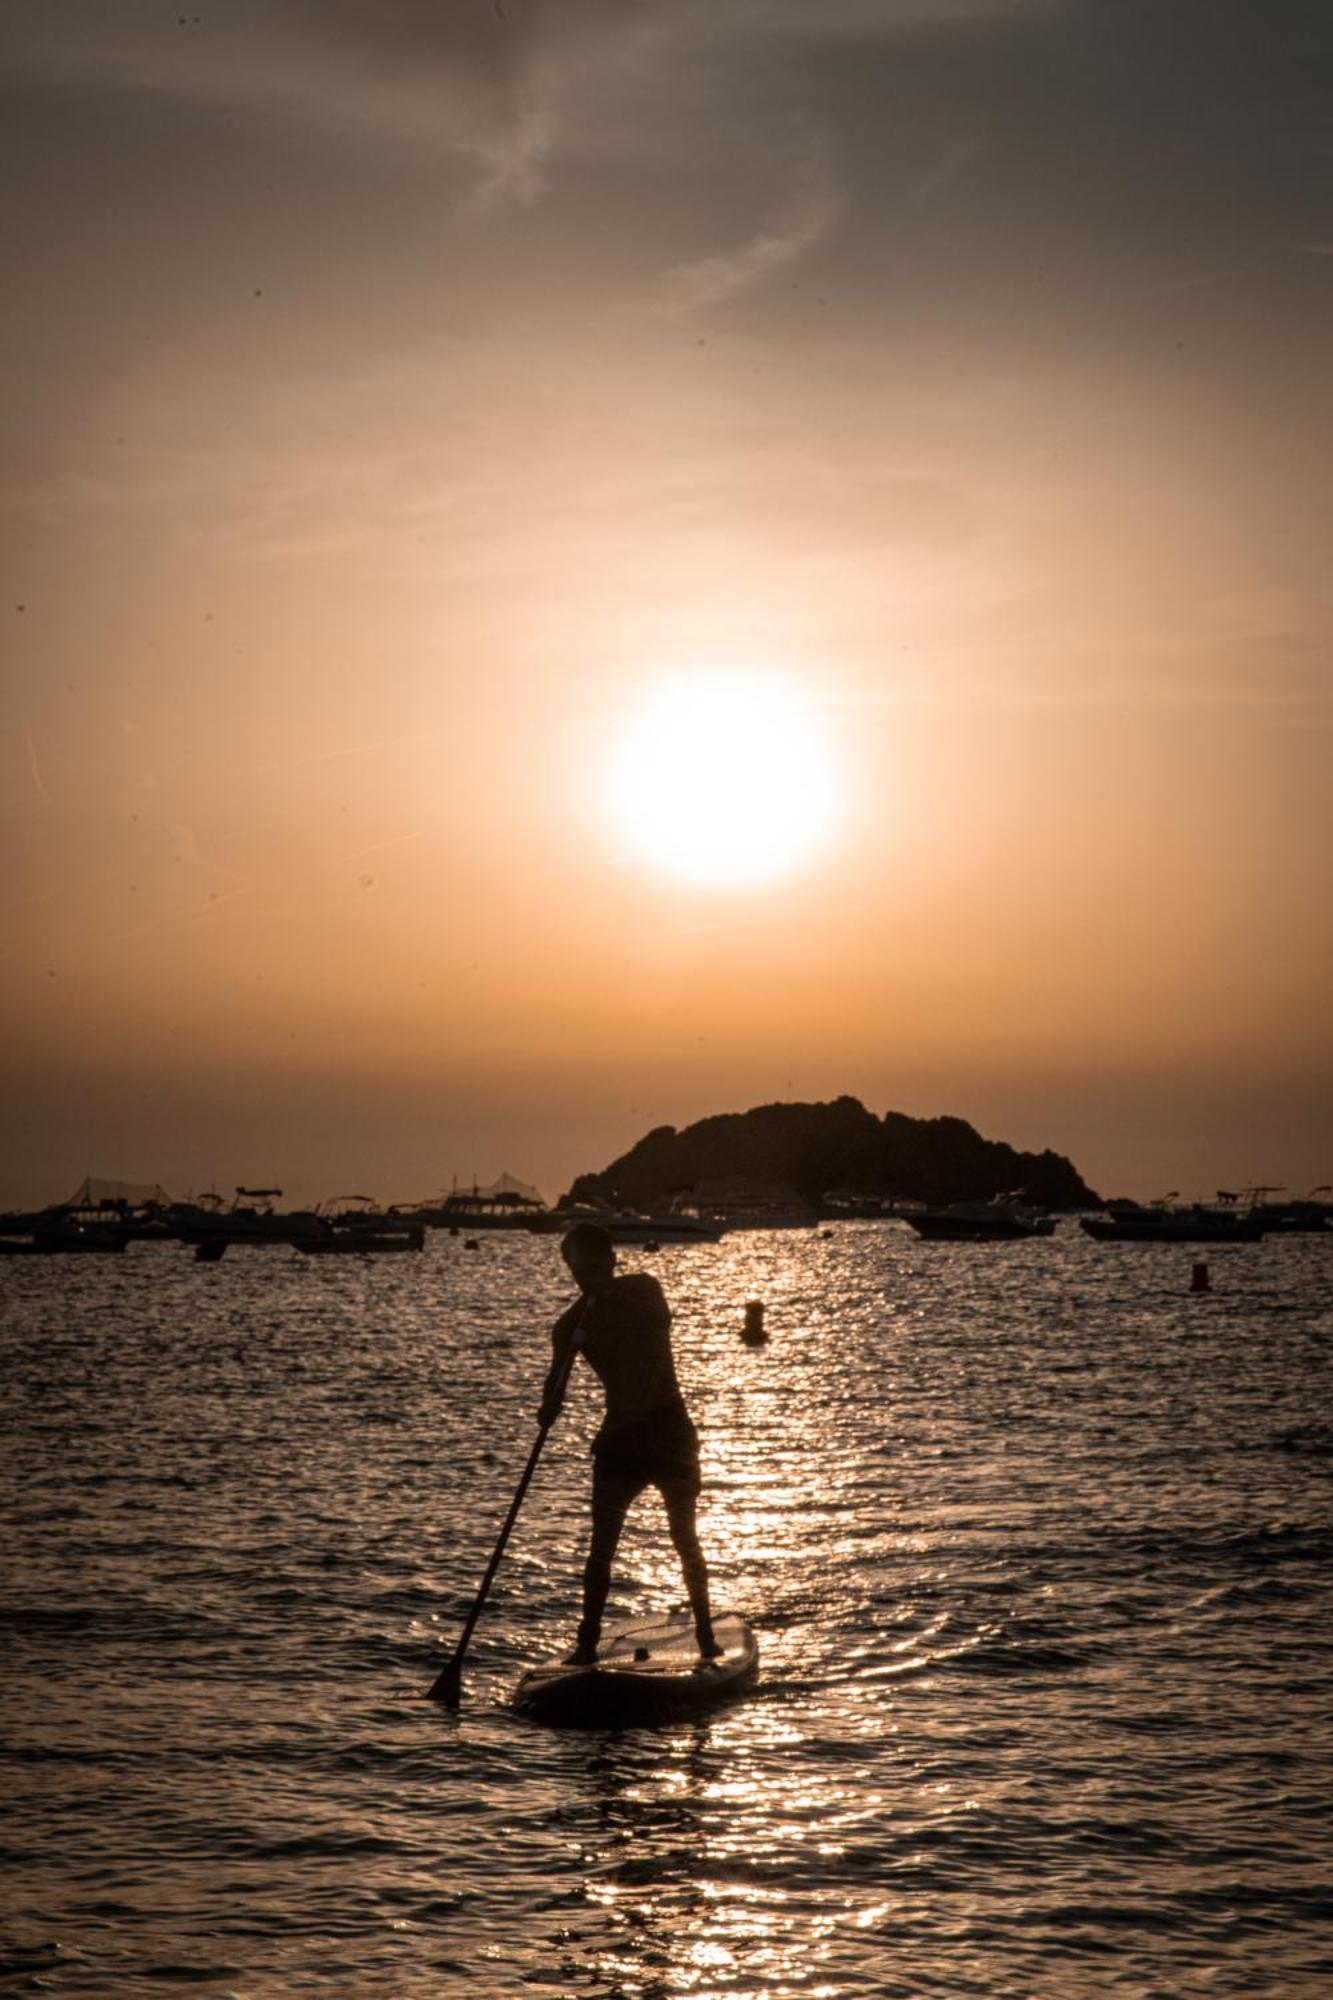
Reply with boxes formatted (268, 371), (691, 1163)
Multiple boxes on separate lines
(606, 672), (838, 887)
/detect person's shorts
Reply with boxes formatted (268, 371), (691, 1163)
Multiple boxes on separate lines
(592, 1403), (701, 1500)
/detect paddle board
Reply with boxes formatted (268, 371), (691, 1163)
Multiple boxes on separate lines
(514, 1609), (758, 1726)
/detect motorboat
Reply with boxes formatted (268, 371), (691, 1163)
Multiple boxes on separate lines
(530, 1204), (725, 1244)
(1080, 1202), (1265, 1244)
(904, 1199), (1057, 1242)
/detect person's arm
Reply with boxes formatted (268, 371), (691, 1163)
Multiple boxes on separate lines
(538, 1299), (587, 1427)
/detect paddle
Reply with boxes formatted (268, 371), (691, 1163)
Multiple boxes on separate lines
(425, 1301), (589, 1707)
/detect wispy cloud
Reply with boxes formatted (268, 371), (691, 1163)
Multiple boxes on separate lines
(24, 730), (54, 806)
(656, 151), (841, 315)
(0, 0), (647, 208)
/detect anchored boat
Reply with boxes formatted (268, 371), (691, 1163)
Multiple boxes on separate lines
(904, 1199), (1056, 1242)
(1081, 1202), (1265, 1243)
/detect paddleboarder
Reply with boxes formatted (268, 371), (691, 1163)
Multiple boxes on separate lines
(539, 1222), (721, 1666)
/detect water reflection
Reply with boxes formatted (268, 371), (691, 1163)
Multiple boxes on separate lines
(560, 1717), (848, 2000)
(4, 1229), (1332, 1994)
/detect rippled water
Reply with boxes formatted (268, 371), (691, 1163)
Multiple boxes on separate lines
(4, 1226), (1332, 1997)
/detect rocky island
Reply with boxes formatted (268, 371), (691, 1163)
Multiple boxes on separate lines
(561, 1095), (1098, 1214)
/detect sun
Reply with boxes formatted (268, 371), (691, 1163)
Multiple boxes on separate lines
(605, 671), (838, 886)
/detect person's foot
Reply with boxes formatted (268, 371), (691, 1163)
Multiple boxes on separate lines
(564, 1640), (598, 1666)
(696, 1631), (723, 1660)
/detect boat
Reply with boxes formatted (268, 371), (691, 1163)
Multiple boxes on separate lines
(296, 1224), (425, 1255)
(0, 1177), (164, 1252)
(821, 1192), (899, 1220)
(278, 1194), (424, 1255)
(904, 1199), (1056, 1242)
(3, 1211), (135, 1253)
(417, 1172), (548, 1232)
(599, 1211), (724, 1245)
(170, 1188), (324, 1250)
(695, 1199), (820, 1232)
(31, 1221), (130, 1253)
(1080, 1201), (1265, 1244)
(530, 1205), (725, 1244)
(57, 1177), (176, 1240)
(514, 1610), (758, 1727)
(1253, 1187), (1331, 1234)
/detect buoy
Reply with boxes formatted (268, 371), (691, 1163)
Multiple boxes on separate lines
(1191, 1261), (1210, 1293)
(742, 1298), (767, 1345)
(465, 1237), (479, 1251)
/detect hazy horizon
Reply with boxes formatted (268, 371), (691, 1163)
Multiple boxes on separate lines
(4, 1070), (1323, 1215)
(4, 1), (1330, 1209)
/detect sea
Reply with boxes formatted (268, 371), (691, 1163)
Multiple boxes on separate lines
(3, 1224), (1331, 1998)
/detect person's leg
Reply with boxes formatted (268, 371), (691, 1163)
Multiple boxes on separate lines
(573, 1465), (638, 1660)
(660, 1478), (720, 1656)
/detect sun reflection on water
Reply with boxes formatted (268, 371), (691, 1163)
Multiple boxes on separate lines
(5, 1227), (1332, 1995)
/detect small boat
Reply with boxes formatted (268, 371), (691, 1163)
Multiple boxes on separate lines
(1253, 1188), (1331, 1234)
(699, 1200), (821, 1232)
(2, 1196), (135, 1253)
(905, 1199), (1056, 1242)
(50, 1179), (176, 1241)
(296, 1225), (425, 1255)
(514, 1610), (758, 1727)
(32, 1221), (130, 1253)
(532, 1206), (725, 1245)
(1081, 1202), (1265, 1243)
(172, 1189), (324, 1249)
(821, 1193), (898, 1220)
(601, 1212), (724, 1245)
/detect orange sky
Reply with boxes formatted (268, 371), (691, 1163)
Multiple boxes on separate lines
(2, 1), (1330, 1206)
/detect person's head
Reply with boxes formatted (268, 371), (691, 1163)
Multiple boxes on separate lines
(561, 1221), (616, 1294)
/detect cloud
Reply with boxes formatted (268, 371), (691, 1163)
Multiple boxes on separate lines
(0, 0), (1052, 215)
(24, 730), (54, 806)
(656, 151), (840, 314)
(0, 0), (658, 204)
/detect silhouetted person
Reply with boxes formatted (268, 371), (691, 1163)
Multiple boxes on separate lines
(540, 1221), (719, 1664)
